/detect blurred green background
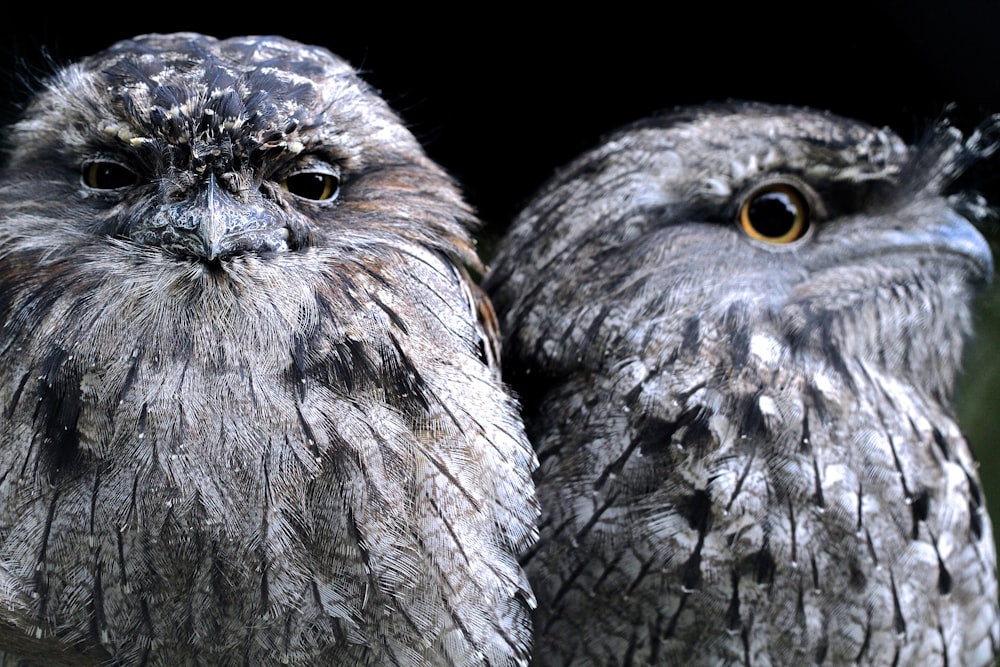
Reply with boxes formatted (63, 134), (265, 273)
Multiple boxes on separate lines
(958, 230), (1000, 667)
(960, 256), (1000, 560)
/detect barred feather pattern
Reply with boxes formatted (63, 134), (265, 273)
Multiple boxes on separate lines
(0, 33), (536, 666)
(485, 104), (1000, 666)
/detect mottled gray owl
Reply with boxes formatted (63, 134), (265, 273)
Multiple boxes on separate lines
(0, 33), (537, 666)
(484, 104), (1000, 665)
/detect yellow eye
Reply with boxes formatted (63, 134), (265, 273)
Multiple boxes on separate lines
(281, 171), (340, 201)
(738, 183), (809, 243)
(82, 161), (140, 190)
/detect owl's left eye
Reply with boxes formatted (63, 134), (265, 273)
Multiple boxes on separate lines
(281, 170), (340, 202)
(738, 182), (810, 244)
(82, 161), (140, 190)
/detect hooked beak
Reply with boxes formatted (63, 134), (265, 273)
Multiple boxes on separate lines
(131, 174), (291, 261)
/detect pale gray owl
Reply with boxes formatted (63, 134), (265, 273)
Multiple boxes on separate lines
(0, 33), (537, 665)
(484, 104), (1000, 665)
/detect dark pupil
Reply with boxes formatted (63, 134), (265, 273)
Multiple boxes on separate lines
(286, 172), (337, 200)
(747, 191), (798, 237)
(89, 162), (136, 189)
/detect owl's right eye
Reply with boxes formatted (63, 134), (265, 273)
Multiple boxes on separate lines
(737, 182), (811, 244)
(82, 161), (140, 190)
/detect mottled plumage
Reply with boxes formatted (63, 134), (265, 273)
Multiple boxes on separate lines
(484, 104), (999, 665)
(0, 33), (536, 665)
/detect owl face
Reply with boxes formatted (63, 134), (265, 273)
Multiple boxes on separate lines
(3, 32), (474, 267)
(486, 104), (993, 400)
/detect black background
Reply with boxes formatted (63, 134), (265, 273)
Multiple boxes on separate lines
(2, 1), (1000, 581)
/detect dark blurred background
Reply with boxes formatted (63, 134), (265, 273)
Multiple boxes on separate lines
(1, 0), (999, 603)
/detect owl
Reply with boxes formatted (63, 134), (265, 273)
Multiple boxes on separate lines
(484, 104), (1000, 665)
(0, 32), (537, 665)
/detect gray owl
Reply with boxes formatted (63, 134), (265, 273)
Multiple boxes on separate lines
(0, 33), (537, 665)
(484, 104), (999, 665)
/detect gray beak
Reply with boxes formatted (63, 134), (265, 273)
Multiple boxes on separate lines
(132, 174), (289, 260)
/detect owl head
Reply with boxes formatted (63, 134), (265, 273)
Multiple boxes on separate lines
(485, 104), (997, 403)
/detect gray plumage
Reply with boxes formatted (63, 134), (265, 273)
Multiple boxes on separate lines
(484, 104), (999, 665)
(0, 33), (536, 665)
